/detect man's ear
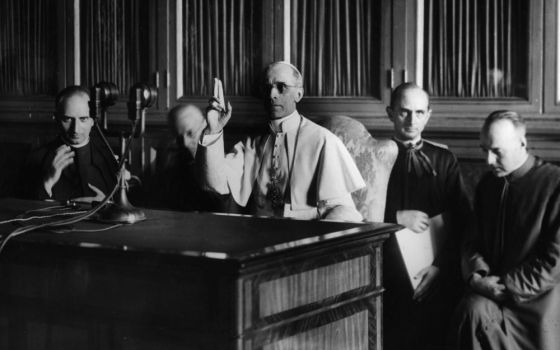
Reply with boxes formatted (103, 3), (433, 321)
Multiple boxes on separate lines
(53, 113), (64, 125)
(386, 106), (394, 121)
(294, 87), (304, 103)
(425, 108), (433, 123)
(520, 135), (527, 148)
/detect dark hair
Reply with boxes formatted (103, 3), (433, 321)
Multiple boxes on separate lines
(54, 85), (90, 116)
(482, 110), (526, 134)
(390, 82), (429, 109)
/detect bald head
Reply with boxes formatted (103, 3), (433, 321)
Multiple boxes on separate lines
(389, 83), (430, 109)
(480, 110), (528, 177)
(481, 110), (526, 137)
(54, 86), (93, 145)
(386, 83), (432, 141)
(265, 61), (303, 87)
(167, 104), (206, 155)
(55, 85), (90, 116)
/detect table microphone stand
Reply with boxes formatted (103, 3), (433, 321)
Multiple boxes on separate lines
(96, 85), (154, 224)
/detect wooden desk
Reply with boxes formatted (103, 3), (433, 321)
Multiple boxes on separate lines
(0, 199), (397, 349)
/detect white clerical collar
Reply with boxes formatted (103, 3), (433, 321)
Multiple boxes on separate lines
(269, 111), (300, 133)
(61, 136), (90, 149)
(393, 136), (422, 147)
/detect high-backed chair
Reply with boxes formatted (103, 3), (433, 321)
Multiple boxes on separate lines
(318, 115), (398, 222)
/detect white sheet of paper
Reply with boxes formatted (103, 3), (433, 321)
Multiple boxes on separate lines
(395, 214), (445, 290)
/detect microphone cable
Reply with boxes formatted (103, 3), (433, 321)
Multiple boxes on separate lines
(0, 117), (141, 255)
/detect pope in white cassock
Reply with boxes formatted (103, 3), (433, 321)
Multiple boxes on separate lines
(198, 61), (365, 221)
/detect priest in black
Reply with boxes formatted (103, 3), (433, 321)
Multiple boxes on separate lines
(145, 103), (226, 212)
(21, 86), (117, 203)
(383, 83), (471, 350)
(452, 111), (560, 350)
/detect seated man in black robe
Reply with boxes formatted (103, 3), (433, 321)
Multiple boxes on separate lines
(145, 104), (225, 212)
(21, 86), (118, 203)
(383, 83), (472, 350)
(452, 111), (560, 350)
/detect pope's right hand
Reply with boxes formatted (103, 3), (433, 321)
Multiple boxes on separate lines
(205, 78), (232, 135)
(43, 144), (74, 195)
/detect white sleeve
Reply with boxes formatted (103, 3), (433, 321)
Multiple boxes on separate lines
(200, 131), (223, 147)
(316, 134), (365, 201)
(318, 193), (363, 222)
(198, 133), (259, 206)
(198, 132), (230, 194)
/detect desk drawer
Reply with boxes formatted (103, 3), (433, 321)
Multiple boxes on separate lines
(239, 244), (382, 331)
(241, 295), (380, 350)
(259, 255), (371, 317)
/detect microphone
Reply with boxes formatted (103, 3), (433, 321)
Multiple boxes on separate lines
(90, 82), (119, 130)
(96, 83), (157, 224)
(89, 82), (120, 161)
(128, 83), (157, 134)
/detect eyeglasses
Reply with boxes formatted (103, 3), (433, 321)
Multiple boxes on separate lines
(262, 82), (300, 94)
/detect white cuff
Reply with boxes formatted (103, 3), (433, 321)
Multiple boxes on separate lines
(200, 131), (223, 147)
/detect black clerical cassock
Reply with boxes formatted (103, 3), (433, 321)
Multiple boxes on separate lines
(383, 138), (472, 350)
(21, 136), (117, 202)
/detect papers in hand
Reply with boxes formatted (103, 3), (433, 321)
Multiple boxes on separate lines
(395, 214), (445, 290)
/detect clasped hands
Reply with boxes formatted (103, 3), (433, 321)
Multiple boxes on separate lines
(205, 78), (232, 135)
(469, 273), (507, 302)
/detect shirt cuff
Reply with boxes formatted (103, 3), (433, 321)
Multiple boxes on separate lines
(200, 131), (223, 147)
(319, 194), (363, 221)
(322, 193), (356, 208)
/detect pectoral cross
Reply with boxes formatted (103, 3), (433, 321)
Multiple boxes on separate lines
(266, 171), (284, 209)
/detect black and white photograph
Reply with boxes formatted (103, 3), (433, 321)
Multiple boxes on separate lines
(1, 1), (559, 349)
